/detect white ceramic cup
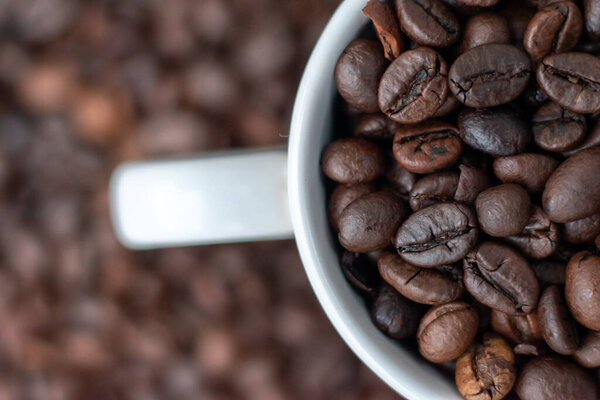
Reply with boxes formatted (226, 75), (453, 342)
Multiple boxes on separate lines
(110, 0), (461, 398)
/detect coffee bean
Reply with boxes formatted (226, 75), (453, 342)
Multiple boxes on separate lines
(432, 94), (460, 118)
(523, 2), (583, 62)
(562, 212), (600, 244)
(537, 52), (600, 114)
(543, 146), (600, 222)
(322, 137), (385, 184)
(363, 0), (404, 60)
(538, 285), (580, 355)
(378, 47), (449, 124)
(584, 0), (600, 39)
(562, 119), (600, 156)
(338, 191), (408, 253)
(328, 183), (377, 231)
(500, 2), (536, 46)
(490, 309), (542, 344)
(409, 172), (459, 211)
(371, 284), (421, 339)
(385, 161), (418, 197)
(341, 251), (381, 295)
(354, 113), (399, 140)
(459, 13), (511, 54)
(514, 342), (550, 356)
(533, 259), (567, 287)
(335, 40), (387, 113)
(378, 251), (464, 305)
(516, 357), (597, 400)
(395, 202), (479, 267)
(505, 206), (559, 260)
(493, 153), (560, 193)
(565, 251), (600, 330)
(417, 301), (479, 363)
(449, 44), (532, 108)
(458, 107), (531, 156)
(392, 121), (463, 173)
(464, 242), (540, 315)
(573, 330), (600, 368)
(475, 184), (532, 237)
(455, 333), (516, 400)
(455, 0), (501, 6)
(532, 101), (587, 152)
(396, 0), (460, 47)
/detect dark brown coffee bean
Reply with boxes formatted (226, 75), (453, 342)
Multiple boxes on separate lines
(562, 119), (600, 156)
(566, 251), (600, 330)
(395, 202), (479, 267)
(453, 165), (490, 206)
(396, 0), (460, 48)
(341, 251), (381, 295)
(538, 285), (580, 355)
(491, 309), (542, 344)
(464, 242), (540, 315)
(338, 191), (408, 253)
(392, 121), (463, 174)
(354, 113), (400, 140)
(458, 107), (531, 157)
(417, 301), (479, 363)
(562, 212), (600, 244)
(514, 342), (550, 356)
(371, 283), (421, 339)
(543, 146), (600, 222)
(456, 0), (501, 6)
(493, 153), (559, 193)
(533, 259), (567, 287)
(432, 94), (460, 118)
(385, 161), (418, 197)
(475, 184), (532, 237)
(505, 206), (559, 260)
(335, 40), (387, 113)
(328, 183), (377, 231)
(409, 172), (459, 211)
(574, 330), (600, 368)
(363, 0), (404, 60)
(524, 2), (583, 62)
(584, 0), (600, 39)
(322, 137), (385, 184)
(459, 13), (511, 54)
(378, 251), (464, 305)
(537, 52), (600, 114)
(455, 333), (516, 400)
(449, 44), (532, 108)
(378, 47), (449, 124)
(532, 101), (587, 151)
(516, 357), (598, 400)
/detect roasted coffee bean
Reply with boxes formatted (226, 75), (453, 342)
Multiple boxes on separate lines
(408, 172), (459, 211)
(353, 113), (399, 140)
(493, 154), (559, 193)
(566, 251), (600, 330)
(395, 202), (479, 267)
(432, 94), (460, 118)
(533, 259), (567, 287)
(363, 0), (404, 60)
(392, 121), (463, 174)
(455, 333), (516, 400)
(532, 101), (587, 152)
(378, 251), (464, 305)
(385, 161), (418, 197)
(417, 301), (479, 363)
(584, 0), (600, 39)
(562, 119), (600, 156)
(514, 342), (549, 356)
(321, 137), (385, 184)
(335, 39), (388, 113)
(455, 0), (501, 6)
(464, 242), (540, 315)
(378, 47), (449, 124)
(341, 251), (381, 295)
(458, 107), (531, 157)
(328, 183), (377, 231)
(537, 52), (600, 114)
(490, 309), (542, 344)
(338, 190), (408, 253)
(454, 164), (491, 205)
(538, 285), (580, 355)
(459, 13), (511, 54)
(475, 184), (532, 237)
(505, 206), (559, 260)
(371, 284), (421, 339)
(562, 212), (600, 244)
(395, 0), (460, 48)
(449, 44), (532, 108)
(523, 2), (583, 62)
(573, 330), (600, 368)
(543, 146), (600, 222)
(516, 357), (598, 400)
(500, 3), (536, 46)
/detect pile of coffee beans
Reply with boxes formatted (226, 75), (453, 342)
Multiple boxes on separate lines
(323, 0), (600, 398)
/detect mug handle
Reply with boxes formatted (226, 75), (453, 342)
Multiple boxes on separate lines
(109, 147), (294, 249)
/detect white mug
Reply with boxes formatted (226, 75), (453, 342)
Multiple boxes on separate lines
(110, 0), (461, 398)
